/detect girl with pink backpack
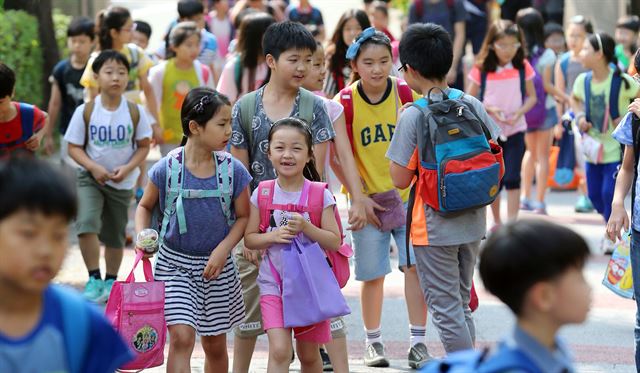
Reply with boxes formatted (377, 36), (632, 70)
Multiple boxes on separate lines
(244, 117), (351, 372)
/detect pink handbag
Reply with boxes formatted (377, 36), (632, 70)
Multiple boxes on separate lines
(105, 250), (166, 371)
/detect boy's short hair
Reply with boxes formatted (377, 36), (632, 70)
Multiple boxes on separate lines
(178, 0), (204, 19)
(617, 15), (640, 33)
(133, 20), (152, 39)
(0, 63), (15, 98)
(372, 1), (389, 16)
(0, 155), (77, 221)
(263, 21), (317, 61)
(479, 220), (590, 316)
(91, 50), (130, 74)
(67, 16), (95, 39)
(399, 23), (452, 81)
(544, 22), (564, 40)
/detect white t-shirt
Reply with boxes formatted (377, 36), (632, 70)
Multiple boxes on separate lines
(64, 95), (152, 190)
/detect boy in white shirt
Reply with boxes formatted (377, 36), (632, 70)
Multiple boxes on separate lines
(64, 50), (152, 303)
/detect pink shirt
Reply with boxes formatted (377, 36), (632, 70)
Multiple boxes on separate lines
(216, 59), (269, 102)
(468, 60), (535, 138)
(250, 182), (336, 296)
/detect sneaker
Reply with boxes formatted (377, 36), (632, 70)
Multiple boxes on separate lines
(364, 342), (390, 368)
(319, 347), (333, 371)
(102, 279), (116, 303)
(520, 198), (533, 211)
(531, 201), (547, 215)
(408, 342), (434, 370)
(575, 195), (595, 213)
(83, 277), (104, 303)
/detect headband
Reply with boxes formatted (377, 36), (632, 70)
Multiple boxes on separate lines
(595, 33), (603, 52)
(346, 27), (376, 60)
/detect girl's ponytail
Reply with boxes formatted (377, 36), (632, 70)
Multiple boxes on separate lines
(303, 158), (321, 182)
(95, 6), (131, 51)
(592, 32), (631, 90)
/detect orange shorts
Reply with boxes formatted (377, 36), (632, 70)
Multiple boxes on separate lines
(260, 295), (331, 344)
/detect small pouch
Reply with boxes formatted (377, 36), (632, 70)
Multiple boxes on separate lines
(370, 189), (406, 231)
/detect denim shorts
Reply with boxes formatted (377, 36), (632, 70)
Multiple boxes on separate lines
(350, 203), (416, 281)
(527, 107), (558, 133)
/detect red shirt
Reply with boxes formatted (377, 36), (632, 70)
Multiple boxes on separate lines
(0, 102), (46, 155)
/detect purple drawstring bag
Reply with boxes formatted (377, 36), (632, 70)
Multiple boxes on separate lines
(267, 237), (351, 328)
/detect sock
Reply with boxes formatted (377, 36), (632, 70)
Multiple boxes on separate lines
(365, 327), (382, 346)
(410, 324), (426, 347)
(105, 273), (118, 282)
(88, 269), (101, 280)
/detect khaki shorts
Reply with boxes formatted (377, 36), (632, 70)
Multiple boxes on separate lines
(76, 171), (132, 248)
(233, 243), (348, 339)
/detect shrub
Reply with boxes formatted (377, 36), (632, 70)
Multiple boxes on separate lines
(53, 8), (72, 58)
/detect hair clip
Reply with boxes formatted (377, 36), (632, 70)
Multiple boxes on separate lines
(346, 27), (377, 60)
(194, 95), (211, 114)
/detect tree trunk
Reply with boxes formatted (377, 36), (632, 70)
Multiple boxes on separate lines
(5, 0), (59, 106)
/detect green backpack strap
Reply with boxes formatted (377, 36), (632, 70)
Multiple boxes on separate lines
(239, 91), (258, 146)
(298, 88), (315, 124)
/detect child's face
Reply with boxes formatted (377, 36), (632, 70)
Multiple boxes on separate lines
(545, 32), (566, 55)
(184, 14), (206, 30)
(131, 30), (150, 50)
(342, 18), (363, 46)
(547, 266), (592, 325)
(352, 44), (392, 89)
(111, 18), (134, 47)
(193, 104), (232, 151)
(172, 34), (201, 62)
(303, 48), (326, 92)
(0, 210), (69, 293)
(566, 23), (587, 54)
(579, 38), (600, 69)
(68, 35), (94, 58)
(269, 48), (313, 90)
(95, 59), (129, 96)
(369, 9), (388, 30)
(268, 127), (311, 179)
(214, 0), (229, 14)
(492, 35), (520, 66)
(615, 27), (638, 48)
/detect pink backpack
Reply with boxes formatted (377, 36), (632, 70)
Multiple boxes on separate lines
(257, 179), (353, 288)
(105, 250), (166, 371)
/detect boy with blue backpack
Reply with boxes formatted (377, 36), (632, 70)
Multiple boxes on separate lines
(423, 219), (591, 372)
(0, 156), (133, 373)
(387, 23), (501, 354)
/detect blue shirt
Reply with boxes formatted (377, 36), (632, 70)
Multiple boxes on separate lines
(502, 325), (575, 373)
(612, 112), (640, 230)
(0, 286), (132, 373)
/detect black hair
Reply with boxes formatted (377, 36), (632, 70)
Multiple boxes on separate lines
(236, 12), (275, 92)
(180, 87), (231, 146)
(635, 47), (640, 72)
(617, 15), (640, 33)
(479, 220), (590, 316)
(0, 62), (16, 98)
(268, 117), (321, 182)
(167, 21), (201, 59)
(0, 155), (77, 221)
(372, 1), (389, 17)
(91, 50), (130, 74)
(399, 23), (452, 81)
(234, 7), (259, 29)
(263, 21), (317, 61)
(96, 6), (131, 50)
(178, 0), (205, 19)
(569, 15), (593, 35)
(588, 32), (630, 90)
(516, 7), (545, 55)
(67, 16), (96, 39)
(476, 20), (526, 72)
(327, 9), (371, 86)
(133, 20), (152, 39)
(543, 22), (564, 41)
(349, 29), (392, 83)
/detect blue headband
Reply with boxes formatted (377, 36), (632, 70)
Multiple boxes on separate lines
(346, 27), (377, 60)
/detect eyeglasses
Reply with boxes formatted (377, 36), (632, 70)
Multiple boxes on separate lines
(493, 42), (521, 51)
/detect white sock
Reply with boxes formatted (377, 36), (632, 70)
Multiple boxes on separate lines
(410, 324), (426, 347)
(365, 327), (382, 346)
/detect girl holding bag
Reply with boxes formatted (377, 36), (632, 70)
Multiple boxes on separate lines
(244, 118), (346, 372)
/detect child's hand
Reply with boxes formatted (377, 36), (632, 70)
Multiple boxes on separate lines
(553, 123), (564, 140)
(90, 164), (113, 185)
(607, 204), (629, 242)
(24, 131), (44, 151)
(111, 165), (132, 183)
(42, 134), (55, 155)
(242, 246), (262, 266)
(487, 106), (506, 122)
(203, 249), (227, 280)
(506, 112), (523, 126)
(286, 213), (307, 234)
(578, 117), (592, 133)
(271, 226), (296, 244)
(628, 98), (640, 117)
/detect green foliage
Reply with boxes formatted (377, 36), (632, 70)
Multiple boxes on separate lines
(0, 9), (43, 104)
(391, 0), (411, 13)
(53, 8), (72, 59)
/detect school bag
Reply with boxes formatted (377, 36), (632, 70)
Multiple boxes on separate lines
(0, 103), (36, 152)
(479, 50), (547, 129)
(105, 250), (166, 371)
(49, 285), (91, 373)
(81, 100), (140, 150)
(148, 59), (213, 110)
(420, 345), (541, 373)
(237, 87), (315, 146)
(339, 77), (415, 152)
(158, 147), (236, 241)
(552, 115), (577, 187)
(602, 232), (634, 299)
(125, 44), (141, 92)
(257, 179), (353, 288)
(584, 70), (624, 132)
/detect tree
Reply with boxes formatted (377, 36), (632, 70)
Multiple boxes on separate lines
(4, 0), (59, 105)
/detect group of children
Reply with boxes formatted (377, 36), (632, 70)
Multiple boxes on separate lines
(4, 1), (640, 372)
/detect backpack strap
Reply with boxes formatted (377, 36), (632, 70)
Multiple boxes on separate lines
(160, 148), (185, 243)
(234, 55), (243, 95)
(51, 285), (90, 373)
(239, 91), (258, 147)
(298, 88), (315, 125)
(82, 101), (95, 150)
(609, 72), (623, 120)
(339, 86), (355, 152)
(396, 79), (414, 105)
(306, 181), (327, 228)
(214, 151), (235, 226)
(126, 101), (140, 149)
(257, 179), (277, 232)
(584, 71), (593, 124)
(479, 71), (487, 102)
(18, 103), (35, 142)
(519, 67), (526, 104)
(559, 52), (570, 86)
(479, 346), (540, 373)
